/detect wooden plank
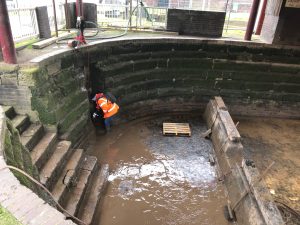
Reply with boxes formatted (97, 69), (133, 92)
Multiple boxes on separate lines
(219, 110), (241, 142)
(242, 160), (284, 225)
(163, 123), (191, 136)
(214, 96), (228, 111)
(32, 32), (74, 49)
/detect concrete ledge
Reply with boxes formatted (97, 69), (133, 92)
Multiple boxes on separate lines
(0, 106), (75, 225)
(203, 97), (284, 225)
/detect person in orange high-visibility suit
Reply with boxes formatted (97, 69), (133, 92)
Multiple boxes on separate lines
(92, 93), (119, 132)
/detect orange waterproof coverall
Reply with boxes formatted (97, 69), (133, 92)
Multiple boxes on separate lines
(96, 97), (119, 118)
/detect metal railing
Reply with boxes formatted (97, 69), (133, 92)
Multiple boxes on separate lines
(7, 0), (254, 42)
(8, 4), (66, 42)
(8, 7), (38, 41)
(97, 4), (168, 30)
(47, 4), (66, 31)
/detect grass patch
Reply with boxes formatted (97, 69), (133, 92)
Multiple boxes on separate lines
(0, 205), (22, 225)
(15, 37), (39, 49)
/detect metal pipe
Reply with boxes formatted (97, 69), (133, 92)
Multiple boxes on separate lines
(76, 0), (83, 17)
(244, 0), (260, 41)
(0, 0), (17, 64)
(129, 0), (132, 28)
(52, 0), (58, 37)
(255, 0), (267, 35)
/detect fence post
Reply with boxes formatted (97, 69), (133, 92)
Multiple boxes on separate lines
(244, 0), (260, 41)
(255, 0), (267, 35)
(130, 0), (132, 28)
(52, 0), (58, 37)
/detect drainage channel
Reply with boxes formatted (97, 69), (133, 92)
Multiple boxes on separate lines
(87, 116), (231, 225)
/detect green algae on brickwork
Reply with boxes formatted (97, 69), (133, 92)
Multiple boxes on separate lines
(4, 119), (39, 191)
(62, 114), (89, 143)
(0, 63), (19, 73)
(18, 67), (40, 86)
(58, 100), (89, 134)
(0, 205), (22, 225)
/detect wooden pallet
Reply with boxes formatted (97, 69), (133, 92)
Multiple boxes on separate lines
(163, 123), (191, 136)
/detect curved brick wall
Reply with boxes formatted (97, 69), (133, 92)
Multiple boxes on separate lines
(87, 38), (300, 120)
(2, 37), (298, 132)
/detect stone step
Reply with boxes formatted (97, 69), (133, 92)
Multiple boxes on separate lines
(78, 164), (109, 225)
(52, 149), (85, 204)
(40, 140), (72, 190)
(20, 123), (44, 151)
(31, 132), (57, 171)
(11, 115), (30, 134)
(64, 156), (98, 217)
(2, 105), (16, 120)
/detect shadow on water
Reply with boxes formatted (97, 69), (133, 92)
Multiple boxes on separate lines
(87, 116), (230, 225)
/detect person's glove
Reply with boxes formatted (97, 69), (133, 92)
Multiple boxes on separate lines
(93, 112), (98, 118)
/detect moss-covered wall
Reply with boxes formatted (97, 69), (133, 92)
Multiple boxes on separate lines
(0, 54), (90, 142)
(4, 119), (40, 192)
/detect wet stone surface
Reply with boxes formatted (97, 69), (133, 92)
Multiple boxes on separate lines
(236, 116), (300, 221)
(88, 116), (230, 225)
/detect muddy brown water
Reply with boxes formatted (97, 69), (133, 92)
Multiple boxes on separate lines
(87, 117), (230, 225)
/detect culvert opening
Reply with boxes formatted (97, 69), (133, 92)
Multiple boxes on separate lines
(85, 115), (229, 225)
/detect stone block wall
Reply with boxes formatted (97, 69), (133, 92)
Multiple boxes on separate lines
(30, 56), (90, 141)
(88, 39), (300, 120)
(203, 97), (284, 225)
(0, 63), (37, 120)
(0, 53), (90, 142)
(1, 38), (300, 132)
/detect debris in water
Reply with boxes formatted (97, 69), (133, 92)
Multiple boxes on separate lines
(289, 197), (299, 201)
(118, 180), (135, 196)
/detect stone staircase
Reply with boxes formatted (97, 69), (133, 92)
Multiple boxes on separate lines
(3, 106), (108, 225)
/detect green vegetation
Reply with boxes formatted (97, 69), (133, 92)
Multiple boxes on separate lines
(0, 206), (22, 225)
(15, 37), (39, 49)
(4, 119), (40, 191)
